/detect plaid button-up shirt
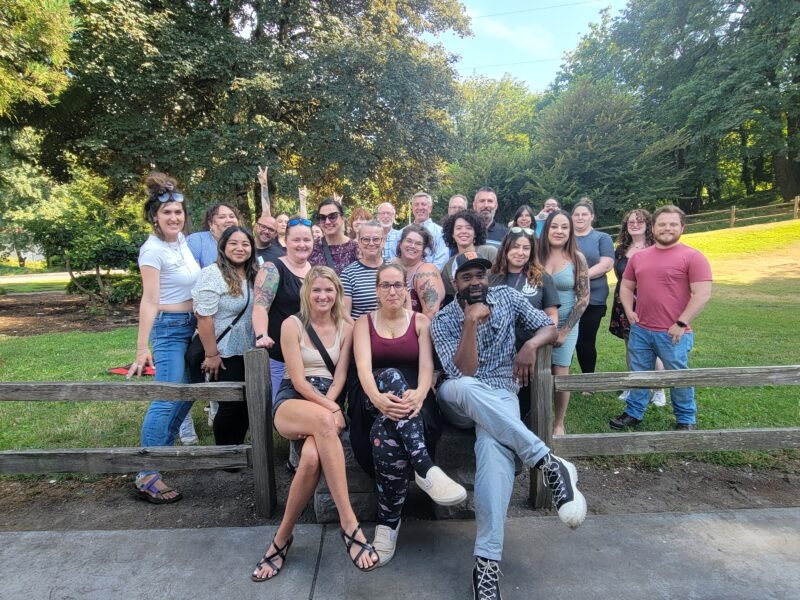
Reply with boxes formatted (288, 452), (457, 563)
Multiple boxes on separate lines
(430, 286), (553, 393)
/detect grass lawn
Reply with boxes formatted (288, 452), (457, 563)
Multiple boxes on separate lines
(0, 279), (68, 294)
(0, 261), (60, 275)
(0, 221), (798, 469)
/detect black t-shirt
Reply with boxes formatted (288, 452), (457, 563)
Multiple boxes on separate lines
(256, 242), (286, 266)
(490, 270), (559, 349)
(485, 220), (509, 247)
(266, 259), (303, 363)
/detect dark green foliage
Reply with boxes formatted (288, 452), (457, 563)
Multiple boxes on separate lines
(66, 274), (143, 305)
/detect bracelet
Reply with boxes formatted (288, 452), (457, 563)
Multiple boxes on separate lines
(331, 408), (341, 414)
(256, 334), (265, 341)
(205, 353), (220, 358)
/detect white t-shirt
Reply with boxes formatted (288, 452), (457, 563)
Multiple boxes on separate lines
(138, 234), (201, 304)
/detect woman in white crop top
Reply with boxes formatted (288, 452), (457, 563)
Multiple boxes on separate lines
(251, 266), (380, 582)
(127, 172), (200, 505)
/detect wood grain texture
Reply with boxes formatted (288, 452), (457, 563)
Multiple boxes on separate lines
(0, 381), (245, 403)
(245, 348), (276, 518)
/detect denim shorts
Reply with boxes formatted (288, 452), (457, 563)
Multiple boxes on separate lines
(272, 376), (333, 419)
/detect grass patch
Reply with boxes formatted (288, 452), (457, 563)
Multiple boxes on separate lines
(0, 261), (60, 275)
(0, 279), (67, 294)
(681, 219), (800, 259)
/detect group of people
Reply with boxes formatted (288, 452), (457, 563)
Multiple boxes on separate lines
(126, 169), (711, 600)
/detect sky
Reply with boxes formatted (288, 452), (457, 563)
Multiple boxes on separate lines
(433, 0), (630, 92)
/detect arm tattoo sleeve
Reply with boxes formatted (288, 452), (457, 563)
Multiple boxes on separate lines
(254, 263), (280, 309)
(416, 272), (440, 311)
(562, 256), (590, 331)
(260, 184), (271, 215)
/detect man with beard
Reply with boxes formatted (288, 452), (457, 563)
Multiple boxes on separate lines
(430, 252), (586, 600)
(612, 205), (712, 431)
(473, 187), (507, 248)
(376, 202), (401, 261)
(254, 214), (286, 265)
(534, 197), (560, 238)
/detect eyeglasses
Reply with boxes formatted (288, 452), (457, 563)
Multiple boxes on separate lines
(157, 192), (184, 203)
(359, 236), (383, 245)
(627, 219), (646, 225)
(317, 212), (340, 223)
(377, 282), (405, 292)
(288, 218), (312, 227)
(256, 223), (277, 233)
(403, 239), (425, 248)
(510, 227), (534, 236)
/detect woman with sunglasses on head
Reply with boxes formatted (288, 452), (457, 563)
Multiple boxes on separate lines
(489, 228), (560, 419)
(191, 226), (258, 445)
(609, 209), (666, 406)
(538, 210), (590, 436)
(252, 217), (314, 407)
(349, 263), (465, 566)
(127, 172), (200, 504)
(510, 205), (535, 230)
(252, 266), (380, 580)
(393, 224), (444, 319)
(440, 209), (497, 304)
(571, 198), (614, 380)
(309, 198), (359, 274)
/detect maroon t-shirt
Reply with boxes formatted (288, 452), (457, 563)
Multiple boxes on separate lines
(622, 243), (712, 332)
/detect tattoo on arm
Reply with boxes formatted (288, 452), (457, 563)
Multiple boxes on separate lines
(254, 264), (280, 309)
(416, 272), (440, 311)
(562, 256), (590, 331)
(260, 183), (271, 215)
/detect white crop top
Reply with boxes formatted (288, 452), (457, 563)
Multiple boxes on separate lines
(138, 234), (201, 304)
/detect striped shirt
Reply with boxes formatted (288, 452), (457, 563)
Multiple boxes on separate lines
(430, 286), (553, 393)
(341, 260), (380, 319)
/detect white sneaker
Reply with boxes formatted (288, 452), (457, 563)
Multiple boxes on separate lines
(179, 413), (199, 445)
(651, 389), (667, 407)
(415, 466), (468, 506)
(618, 390), (630, 401)
(208, 401), (219, 427)
(372, 521), (400, 567)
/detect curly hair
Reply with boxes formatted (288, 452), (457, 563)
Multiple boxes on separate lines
(216, 226), (259, 296)
(491, 230), (544, 287)
(441, 209), (486, 251)
(615, 209), (654, 253)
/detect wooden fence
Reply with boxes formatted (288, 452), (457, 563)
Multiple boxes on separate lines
(528, 345), (800, 507)
(1, 346), (799, 517)
(596, 196), (799, 234)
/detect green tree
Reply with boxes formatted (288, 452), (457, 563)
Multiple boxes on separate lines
(0, 0), (76, 117)
(526, 78), (687, 224)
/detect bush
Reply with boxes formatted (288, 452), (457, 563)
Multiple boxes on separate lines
(66, 274), (142, 305)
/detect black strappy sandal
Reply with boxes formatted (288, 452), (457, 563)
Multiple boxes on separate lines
(341, 524), (380, 572)
(251, 535), (294, 582)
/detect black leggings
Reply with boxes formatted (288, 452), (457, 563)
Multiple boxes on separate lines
(575, 304), (607, 374)
(211, 355), (249, 445)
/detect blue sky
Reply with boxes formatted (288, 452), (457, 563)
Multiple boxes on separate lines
(434, 0), (630, 92)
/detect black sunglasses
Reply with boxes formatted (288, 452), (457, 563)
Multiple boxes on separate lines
(317, 212), (341, 223)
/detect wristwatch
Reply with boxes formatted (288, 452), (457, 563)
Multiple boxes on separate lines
(256, 333), (265, 341)
(675, 320), (688, 328)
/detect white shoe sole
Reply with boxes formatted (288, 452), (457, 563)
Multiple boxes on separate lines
(558, 460), (587, 529)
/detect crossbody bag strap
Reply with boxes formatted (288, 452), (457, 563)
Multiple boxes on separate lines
(214, 283), (250, 344)
(321, 238), (336, 270)
(302, 318), (337, 377)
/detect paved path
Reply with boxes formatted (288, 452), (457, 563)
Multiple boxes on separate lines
(1, 508), (798, 600)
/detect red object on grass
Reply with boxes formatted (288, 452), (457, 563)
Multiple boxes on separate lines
(108, 364), (156, 376)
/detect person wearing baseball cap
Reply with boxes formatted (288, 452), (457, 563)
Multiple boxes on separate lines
(430, 251), (587, 600)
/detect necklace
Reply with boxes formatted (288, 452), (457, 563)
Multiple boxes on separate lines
(379, 310), (407, 339)
(166, 238), (185, 267)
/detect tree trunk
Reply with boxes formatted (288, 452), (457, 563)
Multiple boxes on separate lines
(772, 113), (800, 201)
(65, 257), (98, 302)
(740, 128), (755, 195)
(14, 247), (26, 268)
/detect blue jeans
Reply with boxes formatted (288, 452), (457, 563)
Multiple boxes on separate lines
(438, 377), (550, 561)
(139, 312), (197, 478)
(627, 324), (696, 424)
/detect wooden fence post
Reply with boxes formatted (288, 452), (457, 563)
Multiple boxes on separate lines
(730, 205), (736, 228)
(529, 344), (554, 509)
(793, 196), (799, 219)
(245, 348), (276, 517)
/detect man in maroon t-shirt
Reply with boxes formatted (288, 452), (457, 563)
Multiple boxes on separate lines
(611, 205), (712, 430)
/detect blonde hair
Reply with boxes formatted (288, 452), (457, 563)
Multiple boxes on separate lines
(299, 266), (345, 328)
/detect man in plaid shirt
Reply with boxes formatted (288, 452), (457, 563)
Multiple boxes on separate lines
(431, 252), (587, 600)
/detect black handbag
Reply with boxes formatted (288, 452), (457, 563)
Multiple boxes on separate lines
(185, 285), (250, 381)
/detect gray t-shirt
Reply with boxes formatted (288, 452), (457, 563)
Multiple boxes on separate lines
(576, 229), (614, 305)
(191, 264), (255, 357)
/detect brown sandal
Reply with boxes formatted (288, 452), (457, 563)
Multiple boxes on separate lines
(134, 474), (182, 505)
(251, 535), (293, 582)
(341, 525), (380, 572)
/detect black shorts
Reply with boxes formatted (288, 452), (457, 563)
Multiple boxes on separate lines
(271, 376), (333, 419)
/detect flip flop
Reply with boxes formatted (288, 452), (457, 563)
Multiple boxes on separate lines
(341, 525), (380, 572)
(251, 535), (293, 582)
(134, 474), (183, 504)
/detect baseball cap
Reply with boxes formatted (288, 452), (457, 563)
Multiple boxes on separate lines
(453, 251), (492, 276)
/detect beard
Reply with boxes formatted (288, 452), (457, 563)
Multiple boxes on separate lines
(458, 283), (489, 305)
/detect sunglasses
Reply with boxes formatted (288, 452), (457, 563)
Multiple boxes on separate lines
(510, 227), (534, 236)
(288, 218), (312, 227)
(317, 212), (341, 223)
(157, 191), (184, 203)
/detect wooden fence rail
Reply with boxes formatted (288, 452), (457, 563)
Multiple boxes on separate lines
(1, 346), (799, 519)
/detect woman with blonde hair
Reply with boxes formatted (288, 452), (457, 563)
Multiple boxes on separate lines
(251, 266), (379, 581)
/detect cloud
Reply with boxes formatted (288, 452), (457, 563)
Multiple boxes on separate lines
(467, 7), (556, 58)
